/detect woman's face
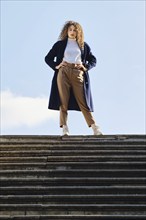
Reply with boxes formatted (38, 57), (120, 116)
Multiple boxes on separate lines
(67, 25), (77, 39)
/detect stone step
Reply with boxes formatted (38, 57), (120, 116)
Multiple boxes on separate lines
(0, 161), (146, 170)
(1, 145), (146, 151)
(0, 169), (145, 178)
(1, 177), (146, 187)
(1, 150), (145, 157)
(0, 215), (146, 220)
(0, 162), (46, 170)
(0, 194), (146, 204)
(0, 157), (47, 163)
(0, 204), (146, 212)
(46, 155), (146, 162)
(1, 155), (145, 163)
(1, 186), (146, 195)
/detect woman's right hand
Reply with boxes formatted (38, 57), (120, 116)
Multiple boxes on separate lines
(55, 61), (67, 69)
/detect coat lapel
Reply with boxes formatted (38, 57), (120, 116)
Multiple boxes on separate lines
(60, 38), (68, 60)
(80, 47), (85, 62)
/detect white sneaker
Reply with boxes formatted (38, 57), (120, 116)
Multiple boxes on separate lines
(91, 124), (103, 135)
(62, 125), (69, 136)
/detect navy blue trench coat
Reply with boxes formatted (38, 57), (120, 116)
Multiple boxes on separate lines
(45, 38), (97, 111)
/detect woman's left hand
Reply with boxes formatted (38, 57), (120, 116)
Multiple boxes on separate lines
(76, 64), (87, 72)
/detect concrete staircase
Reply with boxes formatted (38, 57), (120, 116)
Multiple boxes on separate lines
(0, 135), (146, 220)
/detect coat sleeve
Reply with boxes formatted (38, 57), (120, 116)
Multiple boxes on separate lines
(45, 42), (59, 71)
(84, 43), (97, 71)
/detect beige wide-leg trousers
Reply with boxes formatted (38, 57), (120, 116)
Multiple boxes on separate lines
(57, 63), (95, 127)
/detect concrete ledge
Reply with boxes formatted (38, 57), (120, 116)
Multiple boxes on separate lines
(0, 134), (146, 141)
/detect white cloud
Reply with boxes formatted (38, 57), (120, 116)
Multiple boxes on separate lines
(1, 90), (58, 129)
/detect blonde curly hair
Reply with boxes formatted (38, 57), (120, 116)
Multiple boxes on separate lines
(58, 21), (84, 49)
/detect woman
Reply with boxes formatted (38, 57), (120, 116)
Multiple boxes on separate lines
(45, 20), (102, 136)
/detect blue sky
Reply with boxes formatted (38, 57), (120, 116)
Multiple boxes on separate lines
(1, 0), (145, 135)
